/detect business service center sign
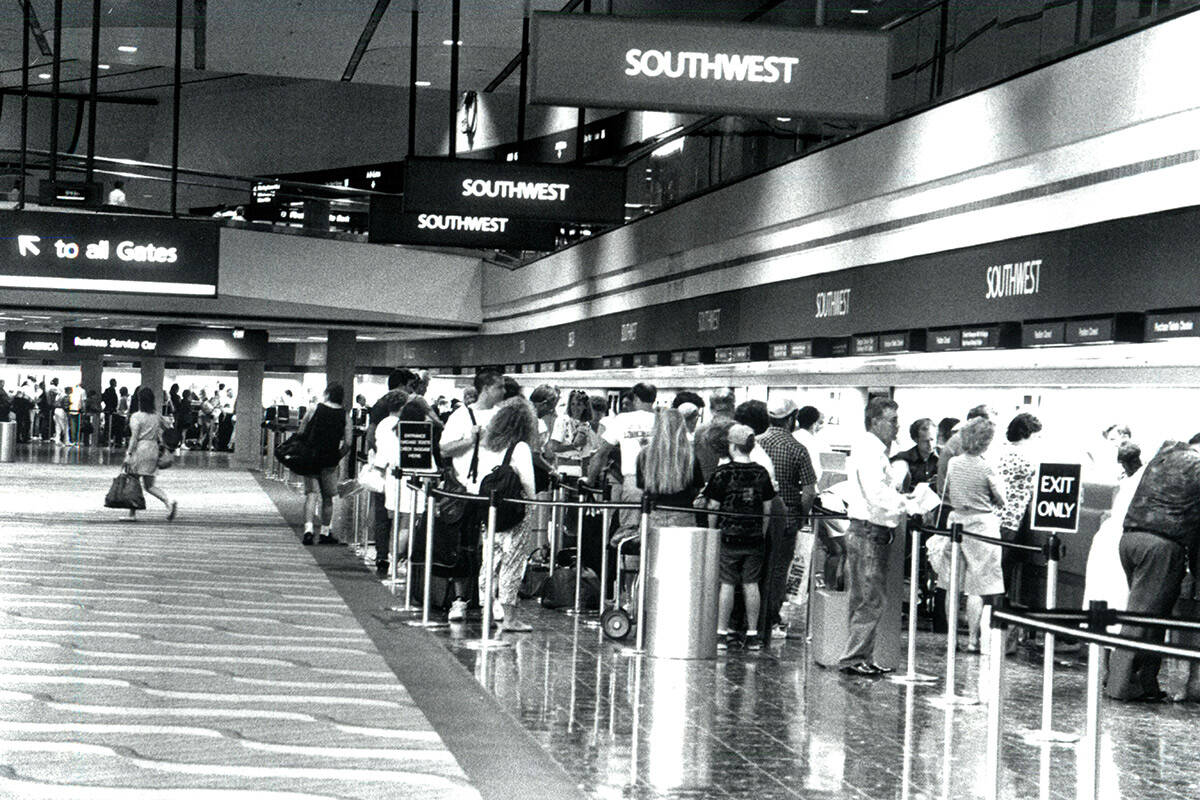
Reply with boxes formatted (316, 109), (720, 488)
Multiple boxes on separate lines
(0, 210), (219, 296)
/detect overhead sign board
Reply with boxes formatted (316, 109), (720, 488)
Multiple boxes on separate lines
(62, 327), (156, 355)
(3, 331), (61, 357)
(368, 196), (561, 250)
(397, 421), (438, 474)
(403, 158), (626, 225)
(155, 326), (267, 361)
(0, 210), (219, 296)
(1031, 463), (1082, 533)
(530, 13), (890, 119)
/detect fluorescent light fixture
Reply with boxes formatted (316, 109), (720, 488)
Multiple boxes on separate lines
(38, 73), (51, 79)
(98, 63), (110, 70)
(651, 138), (684, 158)
(414, 80), (431, 87)
(442, 39), (462, 46)
(850, 8), (869, 13)
(776, 117), (792, 122)
(117, 45), (138, 53)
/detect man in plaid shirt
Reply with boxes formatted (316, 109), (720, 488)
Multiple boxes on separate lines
(759, 397), (818, 638)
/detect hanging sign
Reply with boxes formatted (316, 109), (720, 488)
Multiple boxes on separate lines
(402, 158), (626, 225)
(3, 331), (62, 357)
(529, 13), (890, 119)
(155, 326), (268, 361)
(368, 196), (561, 250)
(62, 327), (156, 355)
(1031, 463), (1082, 533)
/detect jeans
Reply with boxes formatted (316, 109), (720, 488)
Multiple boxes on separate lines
(1106, 529), (1186, 700)
(764, 500), (798, 629)
(840, 520), (894, 666)
(370, 491), (390, 563)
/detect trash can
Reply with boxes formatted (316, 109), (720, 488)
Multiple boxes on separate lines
(644, 526), (721, 659)
(0, 421), (15, 462)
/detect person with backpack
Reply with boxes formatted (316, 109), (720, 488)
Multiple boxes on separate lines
(467, 399), (538, 632)
(298, 383), (350, 546)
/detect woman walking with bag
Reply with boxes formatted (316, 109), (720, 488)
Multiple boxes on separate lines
(124, 386), (178, 520)
(299, 382), (350, 546)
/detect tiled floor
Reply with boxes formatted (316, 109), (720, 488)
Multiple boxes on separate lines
(0, 459), (480, 799)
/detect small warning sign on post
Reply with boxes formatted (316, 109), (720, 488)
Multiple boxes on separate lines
(398, 421), (438, 475)
(1032, 463), (1082, 533)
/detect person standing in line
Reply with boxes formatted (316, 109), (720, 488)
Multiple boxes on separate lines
(368, 392), (409, 577)
(112, 386), (131, 450)
(936, 404), (995, 495)
(996, 413), (1042, 612)
(364, 369), (414, 573)
(637, 407), (706, 529)
(55, 387), (72, 447)
(891, 418), (939, 494)
(124, 386), (178, 520)
(699, 424), (777, 650)
(550, 389), (597, 478)
(839, 397), (916, 676)
(793, 405), (829, 486)
(694, 388), (736, 482)
(101, 379), (119, 447)
(589, 382), (657, 541)
(759, 397), (818, 639)
(940, 417), (1006, 653)
(12, 381), (33, 443)
(1106, 435), (1200, 702)
(298, 383), (350, 546)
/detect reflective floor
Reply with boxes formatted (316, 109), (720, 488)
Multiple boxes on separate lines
(411, 597), (1200, 800)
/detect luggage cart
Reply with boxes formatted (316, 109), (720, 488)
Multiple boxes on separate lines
(600, 534), (641, 641)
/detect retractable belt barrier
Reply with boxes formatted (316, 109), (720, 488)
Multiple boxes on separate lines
(983, 601), (1200, 800)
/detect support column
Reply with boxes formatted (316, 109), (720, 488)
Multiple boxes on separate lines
(325, 330), (357, 539)
(139, 357), (164, 400)
(80, 357), (102, 394)
(234, 360), (264, 467)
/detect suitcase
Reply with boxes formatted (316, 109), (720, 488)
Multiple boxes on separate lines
(810, 587), (851, 668)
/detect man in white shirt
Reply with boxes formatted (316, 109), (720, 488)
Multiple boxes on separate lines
(441, 369), (507, 484)
(107, 181), (127, 206)
(589, 382), (657, 537)
(839, 397), (915, 676)
(794, 405), (828, 486)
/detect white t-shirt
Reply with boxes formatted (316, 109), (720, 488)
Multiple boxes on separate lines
(601, 409), (656, 479)
(441, 403), (499, 482)
(794, 428), (827, 483)
(466, 439), (536, 499)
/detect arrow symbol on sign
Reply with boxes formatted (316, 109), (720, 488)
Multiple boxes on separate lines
(17, 235), (41, 256)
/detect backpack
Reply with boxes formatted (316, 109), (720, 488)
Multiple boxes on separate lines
(478, 441), (526, 532)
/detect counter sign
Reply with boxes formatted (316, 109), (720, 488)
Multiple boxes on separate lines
(1032, 463), (1082, 533)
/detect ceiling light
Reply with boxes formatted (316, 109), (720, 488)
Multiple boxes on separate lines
(98, 63), (110, 70)
(776, 117), (792, 122)
(442, 39), (463, 46)
(117, 45), (138, 53)
(38, 73), (51, 79)
(851, 8), (869, 13)
(414, 80), (431, 87)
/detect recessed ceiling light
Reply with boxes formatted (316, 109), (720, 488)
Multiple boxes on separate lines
(98, 63), (110, 70)
(414, 80), (431, 87)
(118, 45), (138, 53)
(38, 73), (50, 79)
(442, 39), (462, 46)
(851, 8), (869, 13)
(776, 117), (792, 122)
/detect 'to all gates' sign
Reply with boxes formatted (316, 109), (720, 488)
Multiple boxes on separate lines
(398, 421), (438, 475)
(1032, 463), (1082, 533)
(530, 13), (890, 120)
(0, 210), (219, 296)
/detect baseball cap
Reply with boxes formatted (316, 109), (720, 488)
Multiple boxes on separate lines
(768, 396), (798, 418)
(727, 423), (754, 448)
(676, 402), (699, 419)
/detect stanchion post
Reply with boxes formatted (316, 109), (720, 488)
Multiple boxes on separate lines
(405, 482), (448, 628)
(1083, 601), (1107, 800)
(984, 601), (1006, 800)
(1018, 533), (1077, 743)
(930, 523), (979, 707)
(549, 484), (562, 576)
(598, 484), (612, 612)
(633, 495), (652, 654)
(891, 525), (937, 684)
(567, 504), (586, 616)
(464, 491), (513, 650)
(404, 480), (419, 612)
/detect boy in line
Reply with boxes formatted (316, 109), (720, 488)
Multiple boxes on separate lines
(699, 423), (776, 650)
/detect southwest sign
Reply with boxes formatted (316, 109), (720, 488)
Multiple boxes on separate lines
(0, 210), (219, 296)
(368, 196), (561, 250)
(529, 13), (890, 119)
(402, 158), (626, 225)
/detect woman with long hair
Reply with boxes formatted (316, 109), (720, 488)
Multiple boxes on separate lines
(550, 389), (597, 476)
(638, 407), (707, 530)
(471, 399), (539, 632)
(299, 383), (350, 545)
(124, 386), (177, 520)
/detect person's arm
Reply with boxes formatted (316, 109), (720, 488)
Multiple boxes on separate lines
(987, 463), (1007, 509)
(588, 440), (615, 484)
(514, 442), (537, 499)
(852, 445), (907, 519)
(762, 500), (772, 537)
(439, 407), (476, 459)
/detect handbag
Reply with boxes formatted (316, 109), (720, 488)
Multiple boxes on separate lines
(156, 446), (175, 470)
(359, 463), (387, 494)
(105, 467), (146, 510)
(275, 433), (322, 476)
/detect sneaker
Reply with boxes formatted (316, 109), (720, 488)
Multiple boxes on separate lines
(868, 663), (895, 674)
(167, 501), (178, 522)
(840, 662), (879, 676)
(448, 599), (468, 622)
(717, 633), (730, 651)
(745, 633), (763, 651)
(771, 624), (789, 641)
(302, 531), (314, 546)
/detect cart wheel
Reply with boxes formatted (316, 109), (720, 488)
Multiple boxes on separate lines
(601, 608), (632, 641)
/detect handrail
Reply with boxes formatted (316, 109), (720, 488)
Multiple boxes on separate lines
(992, 608), (1200, 662)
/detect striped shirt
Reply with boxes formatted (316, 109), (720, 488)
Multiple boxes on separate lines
(945, 453), (1006, 514)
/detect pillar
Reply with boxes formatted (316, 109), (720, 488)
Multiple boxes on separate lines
(234, 359), (264, 467)
(325, 330), (357, 539)
(80, 357), (102, 394)
(139, 356), (164, 399)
